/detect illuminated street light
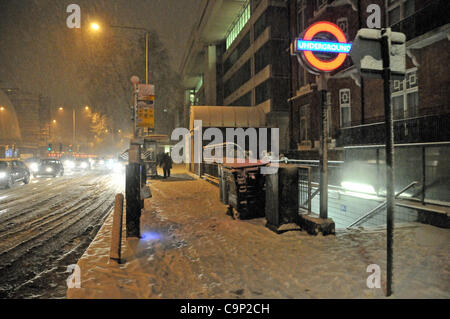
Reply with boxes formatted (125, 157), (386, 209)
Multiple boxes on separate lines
(59, 107), (64, 111)
(52, 119), (57, 124)
(85, 106), (90, 111)
(0, 106), (5, 111)
(90, 23), (100, 31)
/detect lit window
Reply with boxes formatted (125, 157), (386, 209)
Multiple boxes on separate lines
(225, 1), (251, 50)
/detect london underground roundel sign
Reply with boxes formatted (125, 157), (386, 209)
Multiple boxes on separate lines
(294, 21), (352, 73)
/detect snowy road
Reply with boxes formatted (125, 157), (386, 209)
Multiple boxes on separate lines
(0, 171), (124, 298)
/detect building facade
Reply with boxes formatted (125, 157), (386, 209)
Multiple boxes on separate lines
(288, 0), (450, 158)
(180, 0), (291, 151)
(1, 88), (51, 157)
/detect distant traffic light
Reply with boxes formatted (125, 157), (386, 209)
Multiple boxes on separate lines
(48, 144), (52, 152)
(68, 145), (73, 152)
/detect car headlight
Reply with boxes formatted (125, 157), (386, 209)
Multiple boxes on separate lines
(30, 163), (39, 172)
(65, 161), (75, 169)
(0, 172), (7, 179)
(80, 162), (88, 169)
(46, 167), (53, 173)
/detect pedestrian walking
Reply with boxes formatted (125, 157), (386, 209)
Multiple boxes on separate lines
(161, 152), (173, 178)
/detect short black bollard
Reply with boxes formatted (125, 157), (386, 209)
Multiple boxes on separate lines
(110, 193), (124, 263)
(140, 163), (147, 209)
(126, 163), (141, 238)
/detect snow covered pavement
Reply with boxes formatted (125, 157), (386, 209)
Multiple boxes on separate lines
(67, 167), (450, 299)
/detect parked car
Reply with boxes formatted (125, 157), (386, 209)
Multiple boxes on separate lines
(34, 159), (64, 178)
(0, 160), (31, 189)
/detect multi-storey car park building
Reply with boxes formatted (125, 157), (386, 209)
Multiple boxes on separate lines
(180, 0), (291, 151)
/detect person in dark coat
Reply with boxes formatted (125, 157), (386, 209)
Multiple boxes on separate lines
(161, 152), (173, 178)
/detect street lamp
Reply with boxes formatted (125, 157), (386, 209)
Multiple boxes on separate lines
(0, 106), (5, 111)
(90, 22), (150, 84)
(57, 106), (91, 151)
(90, 23), (100, 31)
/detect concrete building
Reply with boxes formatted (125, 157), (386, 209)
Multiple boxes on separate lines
(288, 0), (450, 157)
(180, 0), (291, 151)
(0, 89), (21, 158)
(1, 88), (51, 157)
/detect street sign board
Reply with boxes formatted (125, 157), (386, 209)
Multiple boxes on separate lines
(138, 84), (155, 101)
(293, 21), (352, 73)
(350, 28), (406, 79)
(137, 101), (154, 129)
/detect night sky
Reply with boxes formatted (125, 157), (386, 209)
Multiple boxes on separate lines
(0, 0), (201, 121)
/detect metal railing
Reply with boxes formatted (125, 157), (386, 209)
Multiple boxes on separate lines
(337, 113), (450, 147)
(347, 181), (420, 228)
(298, 165), (312, 213)
(391, 0), (450, 40)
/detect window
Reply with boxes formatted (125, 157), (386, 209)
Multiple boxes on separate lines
(254, 9), (268, 41)
(255, 80), (271, 105)
(336, 17), (349, 39)
(297, 0), (305, 34)
(339, 89), (351, 128)
(297, 0), (307, 88)
(391, 68), (419, 120)
(230, 91), (252, 106)
(387, 0), (415, 26)
(226, 1), (251, 50)
(224, 61), (251, 98)
(224, 32), (251, 74)
(254, 41), (271, 74)
(299, 104), (310, 142)
(316, 0), (327, 12)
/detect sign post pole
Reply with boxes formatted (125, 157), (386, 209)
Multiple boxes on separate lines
(292, 21), (352, 225)
(127, 76), (142, 238)
(381, 28), (395, 297)
(319, 74), (328, 219)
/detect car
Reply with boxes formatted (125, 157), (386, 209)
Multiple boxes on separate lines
(34, 159), (64, 178)
(23, 157), (40, 173)
(0, 160), (31, 189)
(72, 158), (91, 172)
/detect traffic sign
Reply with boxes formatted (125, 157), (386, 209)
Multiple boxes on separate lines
(350, 28), (406, 79)
(138, 84), (155, 101)
(293, 21), (352, 73)
(137, 101), (154, 129)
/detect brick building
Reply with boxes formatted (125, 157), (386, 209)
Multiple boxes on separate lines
(288, 0), (450, 158)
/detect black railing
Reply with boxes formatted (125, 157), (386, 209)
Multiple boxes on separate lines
(391, 0), (450, 41)
(337, 113), (450, 147)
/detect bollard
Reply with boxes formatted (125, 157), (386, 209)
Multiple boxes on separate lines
(126, 163), (142, 238)
(110, 193), (124, 263)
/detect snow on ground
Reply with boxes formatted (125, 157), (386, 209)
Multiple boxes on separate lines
(67, 166), (450, 299)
